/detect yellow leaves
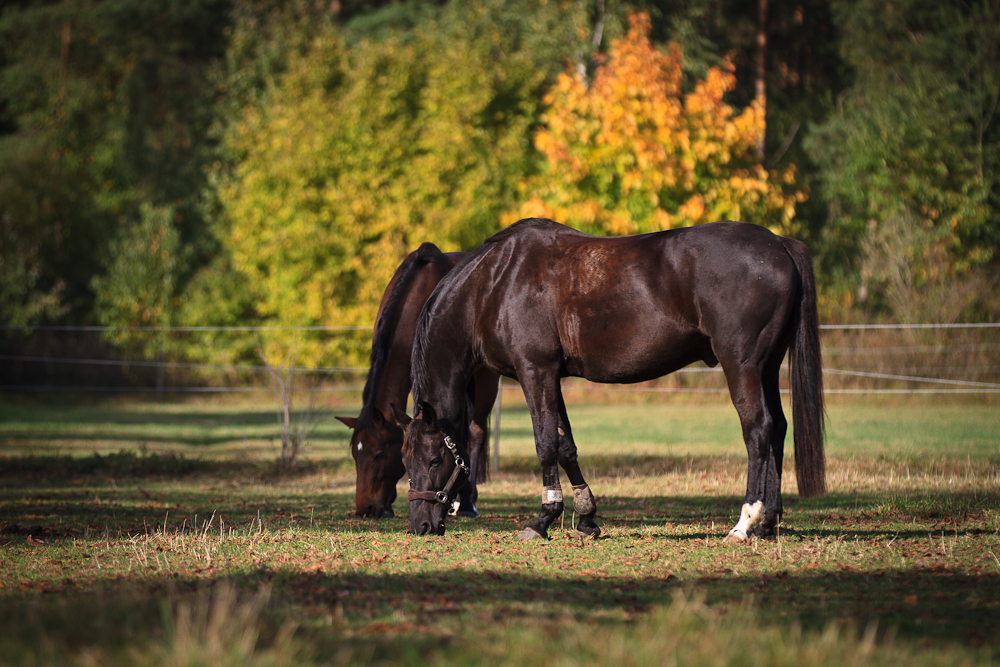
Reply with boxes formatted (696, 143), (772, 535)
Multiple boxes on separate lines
(508, 11), (805, 237)
(216, 19), (542, 365)
(520, 197), (555, 220)
(652, 209), (673, 231)
(677, 194), (705, 222)
(605, 211), (635, 236)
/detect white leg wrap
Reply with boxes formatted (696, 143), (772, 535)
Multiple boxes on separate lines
(727, 501), (764, 541)
(542, 486), (563, 504)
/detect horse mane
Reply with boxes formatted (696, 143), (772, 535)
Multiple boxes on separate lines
(411, 219), (559, 406)
(358, 242), (444, 431)
(410, 274), (446, 408)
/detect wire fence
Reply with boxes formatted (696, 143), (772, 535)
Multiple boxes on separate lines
(1, 323), (999, 395)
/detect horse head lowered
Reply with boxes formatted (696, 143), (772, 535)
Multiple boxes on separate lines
(337, 243), (496, 520)
(392, 403), (470, 536)
(336, 409), (405, 518)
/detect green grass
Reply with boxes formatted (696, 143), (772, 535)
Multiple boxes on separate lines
(1, 394), (998, 665)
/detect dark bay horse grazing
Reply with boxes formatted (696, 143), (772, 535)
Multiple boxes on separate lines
(396, 218), (825, 540)
(336, 243), (498, 518)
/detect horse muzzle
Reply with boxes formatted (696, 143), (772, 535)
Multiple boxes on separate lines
(408, 495), (448, 536)
(357, 502), (395, 518)
(413, 518), (446, 536)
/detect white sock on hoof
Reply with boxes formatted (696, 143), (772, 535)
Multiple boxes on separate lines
(727, 501), (764, 541)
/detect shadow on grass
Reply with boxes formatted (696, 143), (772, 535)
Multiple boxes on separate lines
(1, 482), (998, 658)
(1, 431), (350, 449)
(0, 451), (354, 485)
(285, 568), (1000, 648)
(0, 405), (353, 448)
(1, 565), (994, 656)
(4, 454), (996, 547)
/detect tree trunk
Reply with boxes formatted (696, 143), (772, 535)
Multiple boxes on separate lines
(756, 0), (768, 163)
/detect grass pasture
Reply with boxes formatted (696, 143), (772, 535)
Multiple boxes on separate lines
(1, 393), (998, 666)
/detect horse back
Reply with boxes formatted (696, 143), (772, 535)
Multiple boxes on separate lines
(469, 220), (800, 383)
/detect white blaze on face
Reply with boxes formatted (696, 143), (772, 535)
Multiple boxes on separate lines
(727, 501), (764, 541)
(357, 443), (363, 452)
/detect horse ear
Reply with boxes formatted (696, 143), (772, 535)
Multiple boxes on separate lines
(370, 407), (385, 428)
(419, 401), (437, 428)
(335, 416), (357, 429)
(388, 403), (411, 428)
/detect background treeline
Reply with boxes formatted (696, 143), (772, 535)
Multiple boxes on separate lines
(2, 0), (998, 374)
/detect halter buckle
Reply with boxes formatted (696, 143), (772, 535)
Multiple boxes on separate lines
(442, 433), (469, 473)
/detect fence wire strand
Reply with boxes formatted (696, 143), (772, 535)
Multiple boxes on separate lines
(2, 323), (997, 395)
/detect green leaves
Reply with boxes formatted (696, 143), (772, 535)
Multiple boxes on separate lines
(0, 0), (230, 328)
(806, 0), (999, 320)
(216, 6), (555, 365)
(92, 203), (186, 357)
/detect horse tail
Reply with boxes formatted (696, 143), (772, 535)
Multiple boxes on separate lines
(781, 237), (826, 498)
(361, 242), (443, 415)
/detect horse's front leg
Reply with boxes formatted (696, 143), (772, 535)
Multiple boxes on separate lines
(554, 394), (600, 539)
(516, 372), (568, 541)
(517, 376), (600, 541)
(517, 438), (564, 541)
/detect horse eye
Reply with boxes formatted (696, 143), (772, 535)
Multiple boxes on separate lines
(429, 457), (443, 468)
(373, 451), (385, 461)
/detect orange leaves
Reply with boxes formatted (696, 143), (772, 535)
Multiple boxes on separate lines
(508, 11), (805, 236)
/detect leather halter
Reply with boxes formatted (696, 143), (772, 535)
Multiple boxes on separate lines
(407, 431), (469, 504)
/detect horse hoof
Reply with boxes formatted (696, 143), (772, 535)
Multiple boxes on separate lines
(455, 509), (480, 518)
(575, 529), (599, 541)
(723, 531), (747, 544)
(517, 527), (547, 541)
(572, 484), (596, 515)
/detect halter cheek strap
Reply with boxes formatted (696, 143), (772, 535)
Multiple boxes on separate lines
(407, 432), (470, 505)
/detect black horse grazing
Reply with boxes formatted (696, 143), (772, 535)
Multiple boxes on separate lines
(396, 218), (824, 540)
(336, 243), (498, 518)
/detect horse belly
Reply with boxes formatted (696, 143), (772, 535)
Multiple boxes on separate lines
(563, 320), (710, 384)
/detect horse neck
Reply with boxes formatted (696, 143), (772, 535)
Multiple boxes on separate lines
(360, 308), (413, 428)
(412, 324), (477, 432)
(366, 354), (411, 421)
(411, 243), (489, 432)
(361, 246), (454, 425)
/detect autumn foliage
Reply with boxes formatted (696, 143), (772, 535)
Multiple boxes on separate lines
(507, 12), (806, 236)
(218, 26), (540, 364)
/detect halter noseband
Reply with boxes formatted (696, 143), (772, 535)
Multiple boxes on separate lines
(407, 431), (470, 504)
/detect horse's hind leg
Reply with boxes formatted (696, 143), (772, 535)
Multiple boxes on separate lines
(455, 372), (497, 518)
(454, 420), (483, 518)
(454, 411), (490, 517)
(724, 361), (785, 542)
